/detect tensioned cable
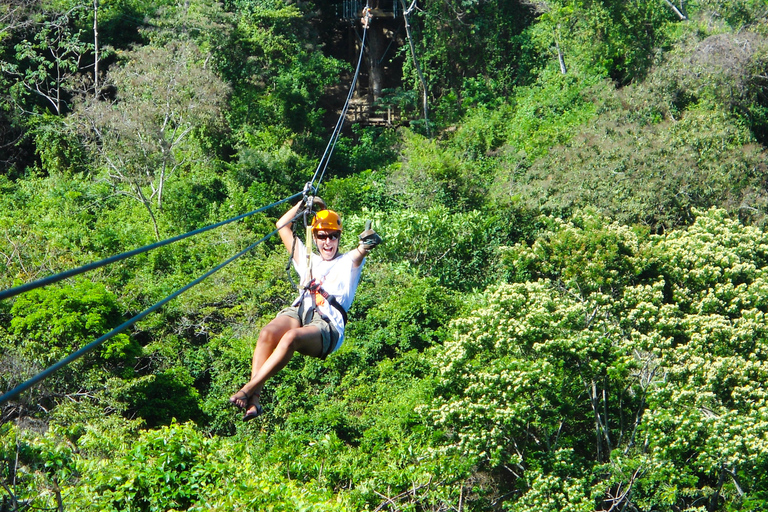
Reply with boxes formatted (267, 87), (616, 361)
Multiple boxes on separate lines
(0, 209), (306, 406)
(0, 191), (303, 302)
(308, 13), (370, 191)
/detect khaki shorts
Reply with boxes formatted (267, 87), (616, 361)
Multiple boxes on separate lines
(277, 303), (339, 359)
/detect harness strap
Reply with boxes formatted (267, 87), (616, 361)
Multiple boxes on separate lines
(307, 279), (348, 326)
(286, 233), (299, 290)
(293, 279), (348, 327)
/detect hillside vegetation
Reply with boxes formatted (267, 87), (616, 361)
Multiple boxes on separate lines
(2, 0), (768, 510)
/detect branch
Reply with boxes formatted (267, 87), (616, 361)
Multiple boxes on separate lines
(661, 0), (687, 20)
(400, 0), (430, 136)
(373, 478), (436, 512)
(587, 379), (613, 456)
(555, 28), (567, 74)
(599, 466), (643, 512)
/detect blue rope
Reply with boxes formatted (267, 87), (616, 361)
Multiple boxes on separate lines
(0, 192), (303, 302)
(0, 209), (305, 406)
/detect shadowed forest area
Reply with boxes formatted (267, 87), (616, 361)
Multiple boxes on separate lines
(3, 0), (768, 510)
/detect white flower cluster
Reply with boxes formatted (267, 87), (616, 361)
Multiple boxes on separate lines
(423, 208), (768, 508)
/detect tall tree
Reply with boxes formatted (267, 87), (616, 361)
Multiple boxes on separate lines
(5, 4), (92, 115)
(72, 41), (229, 238)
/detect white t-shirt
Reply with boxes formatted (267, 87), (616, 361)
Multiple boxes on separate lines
(291, 239), (364, 353)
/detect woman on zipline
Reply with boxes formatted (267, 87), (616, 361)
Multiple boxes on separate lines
(229, 197), (381, 420)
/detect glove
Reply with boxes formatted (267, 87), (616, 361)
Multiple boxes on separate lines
(358, 220), (382, 250)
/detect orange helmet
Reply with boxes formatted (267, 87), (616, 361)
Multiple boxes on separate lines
(312, 209), (342, 232)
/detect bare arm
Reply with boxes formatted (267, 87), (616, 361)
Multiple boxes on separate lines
(276, 200), (304, 256)
(350, 245), (369, 269)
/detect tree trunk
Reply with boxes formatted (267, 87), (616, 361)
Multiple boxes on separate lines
(134, 181), (161, 240)
(93, 0), (99, 94)
(662, 0), (687, 20)
(366, 20), (386, 102)
(556, 25), (566, 74)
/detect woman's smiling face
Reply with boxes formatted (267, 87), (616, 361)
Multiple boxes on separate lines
(314, 230), (340, 260)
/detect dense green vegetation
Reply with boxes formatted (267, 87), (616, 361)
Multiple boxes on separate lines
(2, 0), (768, 510)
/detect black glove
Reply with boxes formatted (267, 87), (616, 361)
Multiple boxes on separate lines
(358, 220), (382, 249)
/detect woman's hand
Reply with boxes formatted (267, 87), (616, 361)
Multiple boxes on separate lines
(358, 220), (382, 250)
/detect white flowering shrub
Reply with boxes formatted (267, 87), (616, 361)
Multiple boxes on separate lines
(424, 208), (768, 510)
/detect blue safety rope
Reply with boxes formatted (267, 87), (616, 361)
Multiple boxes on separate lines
(0, 192), (303, 302)
(0, 209), (306, 406)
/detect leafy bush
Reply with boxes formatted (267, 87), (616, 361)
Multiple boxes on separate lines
(423, 209), (768, 510)
(387, 129), (490, 211)
(515, 102), (768, 231)
(6, 280), (138, 387)
(347, 206), (506, 291)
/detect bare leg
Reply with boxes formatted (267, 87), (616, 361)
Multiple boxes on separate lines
(248, 316), (299, 406)
(237, 325), (324, 416)
(230, 315), (298, 409)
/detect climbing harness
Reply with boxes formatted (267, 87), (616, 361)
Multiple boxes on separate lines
(307, 278), (349, 326)
(293, 276), (349, 328)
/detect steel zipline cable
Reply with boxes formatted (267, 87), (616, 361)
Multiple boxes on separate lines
(309, 17), (369, 189)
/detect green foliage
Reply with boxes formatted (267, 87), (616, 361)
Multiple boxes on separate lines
(162, 170), (228, 232)
(515, 100), (768, 231)
(402, 0), (537, 116)
(388, 129), (491, 210)
(423, 209), (768, 510)
(71, 38), (230, 238)
(29, 113), (89, 175)
(329, 125), (400, 175)
(349, 206), (508, 291)
(347, 273), (458, 362)
(67, 421), (356, 511)
(225, 0), (345, 155)
(504, 209), (649, 296)
(502, 72), (603, 162)
(690, 0), (768, 30)
(0, 417), (362, 511)
(231, 137), (311, 202)
(0, 172), (108, 289)
(322, 169), (394, 214)
(0, 423), (78, 511)
(646, 27), (768, 145)
(445, 104), (510, 161)
(3, 1), (93, 115)
(120, 370), (204, 428)
(9, 280), (132, 361)
(5, 1), (768, 511)
(525, 0), (678, 83)
(3, 280), (139, 400)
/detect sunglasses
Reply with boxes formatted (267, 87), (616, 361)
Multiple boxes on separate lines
(315, 232), (340, 241)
